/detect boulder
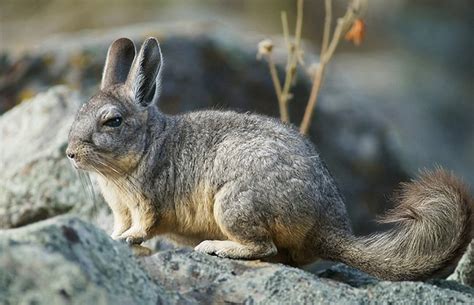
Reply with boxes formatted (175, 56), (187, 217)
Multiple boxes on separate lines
(0, 87), (104, 229)
(141, 249), (474, 303)
(0, 216), (188, 305)
(449, 241), (474, 287)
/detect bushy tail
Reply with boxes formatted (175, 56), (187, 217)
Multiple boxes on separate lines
(327, 169), (473, 281)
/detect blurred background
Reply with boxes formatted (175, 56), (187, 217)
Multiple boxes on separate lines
(1, 0), (473, 235)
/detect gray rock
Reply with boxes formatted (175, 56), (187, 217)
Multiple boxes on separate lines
(139, 248), (474, 304)
(329, 52), (474, 190)
(0, 244), (108, 305)
(449, 241), (474, 287)
(0, 216), (188, 305)
(0, 204), (472, 304)
(0, 87), (104, 229)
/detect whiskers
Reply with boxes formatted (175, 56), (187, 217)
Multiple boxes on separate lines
(68, 143), (146, 211)
(68, 158), (99, 217)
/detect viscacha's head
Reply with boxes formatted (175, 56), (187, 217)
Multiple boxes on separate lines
(66, 37), (162, 176)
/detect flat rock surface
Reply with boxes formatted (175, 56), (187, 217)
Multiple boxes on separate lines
(0, 216), (188, 305)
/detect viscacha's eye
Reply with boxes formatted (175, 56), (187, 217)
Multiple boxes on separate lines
(103, 117), (122, 127)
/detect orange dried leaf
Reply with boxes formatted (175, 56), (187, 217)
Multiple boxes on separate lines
(345, 19), (365, 46)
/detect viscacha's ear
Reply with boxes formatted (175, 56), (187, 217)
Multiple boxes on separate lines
(126, 37), (163, 107)
(101, 38), (136, 90)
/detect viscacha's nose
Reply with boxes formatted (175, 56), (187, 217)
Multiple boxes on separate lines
(66, 147), (76, 159)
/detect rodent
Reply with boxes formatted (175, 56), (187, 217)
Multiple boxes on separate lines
(66, 37), (473, 281)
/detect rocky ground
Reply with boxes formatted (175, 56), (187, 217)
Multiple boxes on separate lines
(2, 216), (473, 305)
(0, 22), (473, 304)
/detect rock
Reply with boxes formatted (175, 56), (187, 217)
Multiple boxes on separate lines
(0, 217), (472, 304)
(139, 248), (474, 304)
(0, 87), (105, 229)
(0, 244), (108, 305)
(0, 216), (189, 305)
(329, 52), (474, 190)
(315, 263), (379, 287)
(449, 241), (474, 287)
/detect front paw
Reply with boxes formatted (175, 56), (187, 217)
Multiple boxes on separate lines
(110, 224), (131, 240)
(111, 231), (126, 240)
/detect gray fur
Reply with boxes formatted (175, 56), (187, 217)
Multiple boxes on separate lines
(67, 37), (473, 281)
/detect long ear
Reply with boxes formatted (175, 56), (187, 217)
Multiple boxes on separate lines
(126, 37), (162, 107)
(101, 38), (136, 90)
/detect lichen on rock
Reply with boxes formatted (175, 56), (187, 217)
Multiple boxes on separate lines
(0, 216), (188, 305)
(0, 87), (105, 229)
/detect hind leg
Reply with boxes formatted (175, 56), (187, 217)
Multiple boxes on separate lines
(195, 187), (277, 259)
(195, 240), (276, 259)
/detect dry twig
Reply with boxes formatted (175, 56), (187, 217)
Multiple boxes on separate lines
(279, 0), (304, 123)
(258, 0), (366, 134)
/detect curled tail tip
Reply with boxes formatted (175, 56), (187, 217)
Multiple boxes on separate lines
(379, 167), (473, 226)
(382, 167), (473, 279)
